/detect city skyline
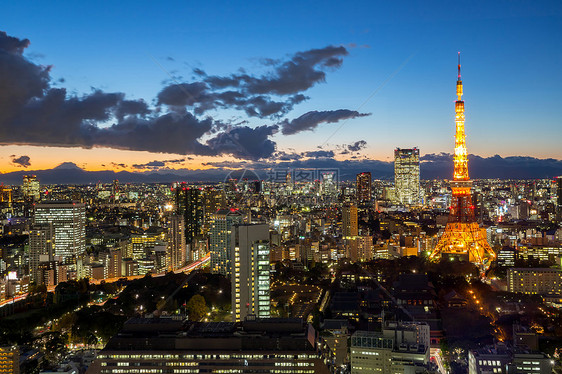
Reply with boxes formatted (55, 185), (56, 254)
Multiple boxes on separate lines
(0, 1), (561, 179)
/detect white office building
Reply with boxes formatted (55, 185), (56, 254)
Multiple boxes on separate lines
(231, 223), (270, 322)
(394, 148), (421, 206)
(33, 201), (86, 265)
(210, 209), (245, 276)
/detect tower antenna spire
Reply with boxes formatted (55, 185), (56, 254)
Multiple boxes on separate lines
(458, 51), (461, 81)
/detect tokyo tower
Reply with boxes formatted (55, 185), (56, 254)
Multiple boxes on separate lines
(430, 53), (495, 265)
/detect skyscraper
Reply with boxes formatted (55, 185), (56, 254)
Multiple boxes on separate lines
(320, 171), (338, 196)
(430, 54), (494, 265)
(202, 188), (226, 234)
(33, 201), (86, 265)
(556, 176), (562, 222)
(175, 183), (203, 244)
(167, 214), (187, 270)
(356, 172), (372, 204)
(210, 209), (245, 276)
(231, 223), (270, 322)
(111, 179), (120, 202)
(0, 185), (12, 216)
(29, 223), (54, 282)
(342, 204), (358, 237)
(22, 175), (40, 201)
(394, 148), (420, 205)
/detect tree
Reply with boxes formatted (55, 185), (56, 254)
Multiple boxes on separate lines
(186, 295), (207, 321)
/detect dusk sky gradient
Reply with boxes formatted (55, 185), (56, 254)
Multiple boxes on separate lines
(1, 1), (561, 176)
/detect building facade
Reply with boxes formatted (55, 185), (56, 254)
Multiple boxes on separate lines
(166, 214), (187, 270)
(356, 172), (372, 205)
(87, 318), (329, 374)
(507, 268), (562, 295)
(231, 223), (270, 322)
(394, 148), (420, 206)
(210, 209), (245, 276)
(350, 322), (430, 374)
(175, 184), (203, 244)
(342, 204), (358, 238)
(33, 201), (85, 265)
(22, 175), (40, 201)
(29, 223), (55, 282)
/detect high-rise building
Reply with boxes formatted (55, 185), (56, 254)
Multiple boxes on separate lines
(22, 175), (40, 201)
(108, 249), (122, 278)
(556, 175), (562, 222)
(356, 172), (372, 204)
(175, 184), (203, 244)
(128, 229), (164, 260)
(210, 209), (245, 276)
(430, 54), (495, 265)
(342, 204), (358, 237)
(33, 201), (86, 265)
(29, 223), (55, 282)
(394, 148), (420, 205)
(320, 171), (338, 196)
(231, 223), (270, 322)
(167, 214), (186, 270)
(111, 179), (119, 202)
(202, 188), (226, 234)
(0, 185), (12, 216)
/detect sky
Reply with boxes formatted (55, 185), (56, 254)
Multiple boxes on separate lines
(0, 1), (561, 178)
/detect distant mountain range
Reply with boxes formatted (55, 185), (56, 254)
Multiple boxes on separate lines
(1, 154), (561, 185)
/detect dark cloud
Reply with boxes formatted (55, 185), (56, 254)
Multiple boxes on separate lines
(0, 31), (30, 54)
(132, 161), (165, 169)
(91, 112), (214, 155)
(11, 155), (30, 167)
(206, 125), (278, 160)
(205, 46), (348, 95)
(303, 150), (335, 158)
(0, 31), (353, 161)
(280, 110), (370, 135)
(272, 151), (301, 161)
(115, 99), (150, 121)
(347, 140), (367, 152)
(157, 46), (348, 119)
(157, 82), (307, 118)
(132, 158), (186, 170)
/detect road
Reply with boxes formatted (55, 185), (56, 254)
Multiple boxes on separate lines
(0, 254), (210, 309)
(431, 348), (447, 374)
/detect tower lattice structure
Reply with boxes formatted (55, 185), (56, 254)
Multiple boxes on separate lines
(430, 53), (495, 265)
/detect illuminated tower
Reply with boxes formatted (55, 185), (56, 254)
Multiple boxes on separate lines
(431, 54), (495, 265)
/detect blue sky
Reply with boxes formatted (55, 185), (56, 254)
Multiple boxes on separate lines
(0, 0), (561, 172)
